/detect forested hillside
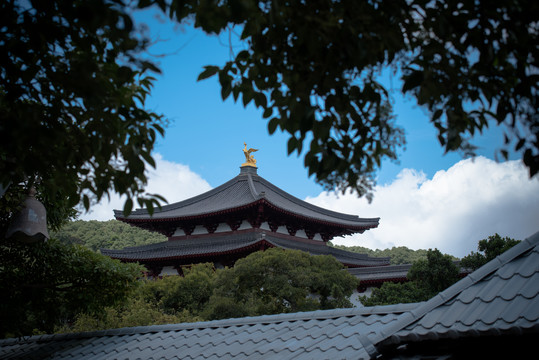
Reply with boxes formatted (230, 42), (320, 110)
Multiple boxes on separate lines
(53, 220), (433, 263)
(329, 244), (433, 265)
(52, 220), (166, 252)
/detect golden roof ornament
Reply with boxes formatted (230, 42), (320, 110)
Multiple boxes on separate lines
(242, 142), (258, 167)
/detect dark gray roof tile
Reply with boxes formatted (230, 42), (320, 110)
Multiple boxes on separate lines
(0, 305), (415, 360)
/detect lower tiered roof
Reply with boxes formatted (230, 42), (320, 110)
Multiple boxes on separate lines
(101, 230), (390, 268)
(114, 166), (379, 240)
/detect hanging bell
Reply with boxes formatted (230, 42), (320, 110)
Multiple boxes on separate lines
(5, 187), (50, 243)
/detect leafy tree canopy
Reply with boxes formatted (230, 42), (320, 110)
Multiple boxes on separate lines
(59, 250), (360, 333)
(3, 0), (536, 223)
(0, 238), (144, 338)
(461, 233), (521, 271)
(407, 249), (460, 296)
(207, 248), (358, 319)
(1, 0), (165, 226)
(360, 248), (460, 306)
(162, 0), (538, 198)
(359, 281), (428, 307)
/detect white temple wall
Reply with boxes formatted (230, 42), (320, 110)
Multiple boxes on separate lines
(312, 233), (323, 241)
(276, 226), (288, 235)
(260, 222), (271, 231)
(172, 228), (185, 237)
(159, 266), (178, 276)
(191, 225), (206, 235)
(214, 223), (229, 233)
(170, 221), (324, 241)
(238, 221), (251, 230)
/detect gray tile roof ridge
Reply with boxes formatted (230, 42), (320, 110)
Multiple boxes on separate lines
(0, 303), (421, 347)
(347, 261), (467, 276)
(246, 171), (260, 199)
(371, 230), (539, 346)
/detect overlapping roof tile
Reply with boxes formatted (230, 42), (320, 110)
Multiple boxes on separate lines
(0, 305), (418, 360)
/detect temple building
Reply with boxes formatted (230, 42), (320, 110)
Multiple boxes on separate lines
(102, 144), (389, 276)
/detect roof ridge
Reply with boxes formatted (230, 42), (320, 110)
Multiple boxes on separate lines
(246, 172), (260, 200)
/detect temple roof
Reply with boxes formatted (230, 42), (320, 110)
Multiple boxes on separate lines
(101, 230), (390, 267)
(114, 166), (379, 232)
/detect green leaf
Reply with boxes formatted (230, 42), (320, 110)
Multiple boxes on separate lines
(221, 82), (232, 100)
(287, 137), (298, 155)
(197, 66), (220, 81)
(268, 117), (279, 135)
(402, 70), (424, 93)
(83, 195), (90, 211)
(123, 198), (133, 217)
(432, 109), (444, 122)
(262, 107), (273, 119)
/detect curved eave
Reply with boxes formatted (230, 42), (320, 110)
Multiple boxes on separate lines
(101, 232), (389, 267)
(260, 199), (379, 231)
(116, 198), (378, 233)
(114, 168), (379, 233)
(104, 240), (273, 263)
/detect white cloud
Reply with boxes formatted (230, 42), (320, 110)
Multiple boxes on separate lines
(305, 157), (539, 258)
(78, 153), (212, 221)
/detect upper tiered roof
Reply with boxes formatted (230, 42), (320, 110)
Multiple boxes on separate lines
(115, 166), (379, 241)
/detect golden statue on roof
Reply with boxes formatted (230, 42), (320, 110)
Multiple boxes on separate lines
(242, 142), (258, 167)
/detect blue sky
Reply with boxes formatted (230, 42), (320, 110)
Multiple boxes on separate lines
(82, 9), (539, 257)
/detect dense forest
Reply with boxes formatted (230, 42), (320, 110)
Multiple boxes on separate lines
(53, 220), (433, 263)
(329, 244), (433, 265)
(52, 220), (166, 252)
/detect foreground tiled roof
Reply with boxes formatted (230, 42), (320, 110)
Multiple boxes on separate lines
(374, 230), (539, 353)
(114, 166), (379, 230)
(2, 231), (538, 359)
(101, 230), (391, 267)
(390, 233), (539, 342)
(0, 305), (419, 360)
